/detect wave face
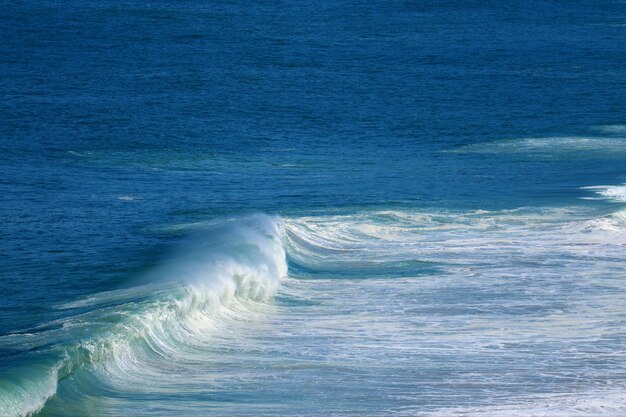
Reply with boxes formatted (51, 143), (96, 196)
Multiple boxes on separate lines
(3, 206), (626, 416)
(0, 214), (287, 417)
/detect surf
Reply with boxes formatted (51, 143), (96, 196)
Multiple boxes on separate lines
(0, 214), (287, 417)
(3, 200), (626, 417)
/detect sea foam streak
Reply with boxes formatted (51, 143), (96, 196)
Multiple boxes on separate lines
(0, 214), (287, 417)
(450, 136), (626, 156)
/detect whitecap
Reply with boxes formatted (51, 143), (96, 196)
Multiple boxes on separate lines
(117, 195), (140, 201)
(581, 184), (626, 202)
(450, 136), (626, 155)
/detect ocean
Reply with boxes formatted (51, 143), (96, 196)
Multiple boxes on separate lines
(1, 1), (626, 416)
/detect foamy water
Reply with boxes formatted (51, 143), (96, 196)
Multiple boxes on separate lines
(3, 194), (626, 416)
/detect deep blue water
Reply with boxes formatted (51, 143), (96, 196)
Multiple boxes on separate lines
(1, 1), (626, 416)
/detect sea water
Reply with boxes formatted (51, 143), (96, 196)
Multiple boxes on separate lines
(1, 1), (626, 416)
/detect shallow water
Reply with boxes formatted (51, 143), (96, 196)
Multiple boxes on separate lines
(1, 1), (626, 416)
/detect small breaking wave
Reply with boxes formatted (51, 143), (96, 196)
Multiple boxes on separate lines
(582, 184), (626, 202)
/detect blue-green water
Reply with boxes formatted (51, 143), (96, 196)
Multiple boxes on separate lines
(1, 1), (626, 416)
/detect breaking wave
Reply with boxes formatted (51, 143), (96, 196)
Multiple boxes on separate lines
(2, 201), (626, 416)
(0, 214), (287, 417)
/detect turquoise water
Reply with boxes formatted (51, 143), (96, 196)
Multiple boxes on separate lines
(1, 1), (626, 416)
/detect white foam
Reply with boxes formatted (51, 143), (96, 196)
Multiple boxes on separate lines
(451, 136), (626, 155)
(283, 206), (614, 269)
(117, 195), (140, 201)
(582, 184), (626, 202)
(428, 390), (626, 416)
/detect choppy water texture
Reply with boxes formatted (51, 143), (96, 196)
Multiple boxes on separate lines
(1, 1), (626, 416)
